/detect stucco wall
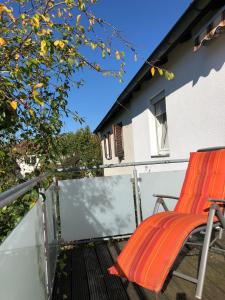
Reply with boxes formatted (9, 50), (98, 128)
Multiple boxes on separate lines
(130, 34), (225, 173)
(98, 23), (225, 176)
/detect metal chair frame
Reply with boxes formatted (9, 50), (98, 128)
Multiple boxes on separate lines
(152, 146), (225, 299)
(153, 194), (225, 299)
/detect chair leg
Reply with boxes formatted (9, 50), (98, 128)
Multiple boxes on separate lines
(153, 198), (162, 215)
(218, 228), (223, 240)
(195, 207), (216, 299)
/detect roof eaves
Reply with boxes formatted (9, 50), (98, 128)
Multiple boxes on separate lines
(93, 0), (216, 134)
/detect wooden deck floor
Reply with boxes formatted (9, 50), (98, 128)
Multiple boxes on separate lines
(52, 239), (225, 300)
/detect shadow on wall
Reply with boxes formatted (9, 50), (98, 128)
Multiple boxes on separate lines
(58, 175), (136, 241)
(131, 35), (225, 119)
(170, 36), (225, 89)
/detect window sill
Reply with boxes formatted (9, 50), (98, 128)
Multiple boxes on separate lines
(151, 154), (170, 158)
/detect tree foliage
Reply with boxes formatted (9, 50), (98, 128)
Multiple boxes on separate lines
(56, 126), (102, 177)
(0, 0), (129, 242)
(0, 0), (132, 180)
(0, 0), (176, 241)
(0, 0), (175, 179)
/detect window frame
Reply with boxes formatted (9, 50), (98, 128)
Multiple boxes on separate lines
(103, 131), (112, 160)
(150, 90), (169, 156)
(112, 122), (124, 160)
(24, 155), (37, 165)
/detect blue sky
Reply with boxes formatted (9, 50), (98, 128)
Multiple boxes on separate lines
(62, 0), (191, 133)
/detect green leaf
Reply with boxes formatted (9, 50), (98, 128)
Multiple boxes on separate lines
(68, 58), (73, 66)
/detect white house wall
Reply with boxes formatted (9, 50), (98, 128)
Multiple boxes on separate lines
(130, 34), (225, 173)
(17, 157), (40, 177)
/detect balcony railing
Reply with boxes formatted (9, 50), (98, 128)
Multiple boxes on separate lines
(0, 158), (189, 299)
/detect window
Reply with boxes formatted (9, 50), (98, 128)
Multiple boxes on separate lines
(150, 91), (169, 156)
(103, 132), (112, 160)
(154, 99), (169, 154)
(113, 123), (124, 159)
(24, 156), (37, 165)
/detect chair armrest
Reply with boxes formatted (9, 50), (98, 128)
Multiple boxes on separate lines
(153, 194), (179, 200)
(209, 198), (225, 204)
(153, 194), (179, 214)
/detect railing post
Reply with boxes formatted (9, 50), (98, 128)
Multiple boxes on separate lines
(53, 177), (61, 241)
(40, 188), (51, 299)
(133, 168), (142, 226)
(52, 177), (59, 241)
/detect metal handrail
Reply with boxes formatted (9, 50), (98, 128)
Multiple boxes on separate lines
(0, 158), (188, 208)
(57, 158), (189, 173)
(0, 173), (49, 209)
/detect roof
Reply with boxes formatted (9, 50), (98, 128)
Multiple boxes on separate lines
(94, 0), (224, 133)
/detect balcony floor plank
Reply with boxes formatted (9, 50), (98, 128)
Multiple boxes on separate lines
(95, 243), (129, 300)
(52, 238), (225, 300)
(72, 247), (90, 300)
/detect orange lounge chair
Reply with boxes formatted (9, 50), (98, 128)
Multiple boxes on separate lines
(108, 148), (225, 299)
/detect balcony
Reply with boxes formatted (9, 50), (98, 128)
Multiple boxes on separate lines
(0, 159), (225, 300)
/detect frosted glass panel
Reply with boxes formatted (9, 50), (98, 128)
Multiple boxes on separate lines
(45, 186), (58, 293)
(139, 170), (186, 219)
(0, 201), (47, 300)
(59, 175), (136, 241)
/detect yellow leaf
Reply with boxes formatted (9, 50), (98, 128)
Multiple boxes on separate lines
(10, 100), (17, 110)
(34, 96), (44, 106)
(0, 4), (15, 22)
(158, 68), (163, 76)
(57, 9), (61, 17)
(40, 14), (50, 23)
(76, 14), (81, 25)
(54, 40), (65, 49)
(89, 18), (95, 26)
(32, 88), (38, 97)
(54, 40), (60, 47)
(115, 50), (120, 60)
(151, 67), (155, 77)
(24, 38), (31, 46)
(91, 42), (97, 50)
(32, 15), (40, 28)
(37, 29), (46, 36)
(0, 37), (6, 46)
(0, 4), (11, 14)
(170, 72), (175, 80)
(32, 89), (44, 106)
(29, 108), (35, 117)
(34, 83), (44, 89)
(14, 53), (20, 60)
(12, 147), (17, 154)
(40, 40), (47, 56)
(29, 201), (36, 209)
(59, 40), (65, 49)
(164, 71), (175, 81)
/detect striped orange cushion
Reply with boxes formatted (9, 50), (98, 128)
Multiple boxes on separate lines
(108, 150), (225, 292)
(175, 150), (225, 214)
(108, 212), (208, 292)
